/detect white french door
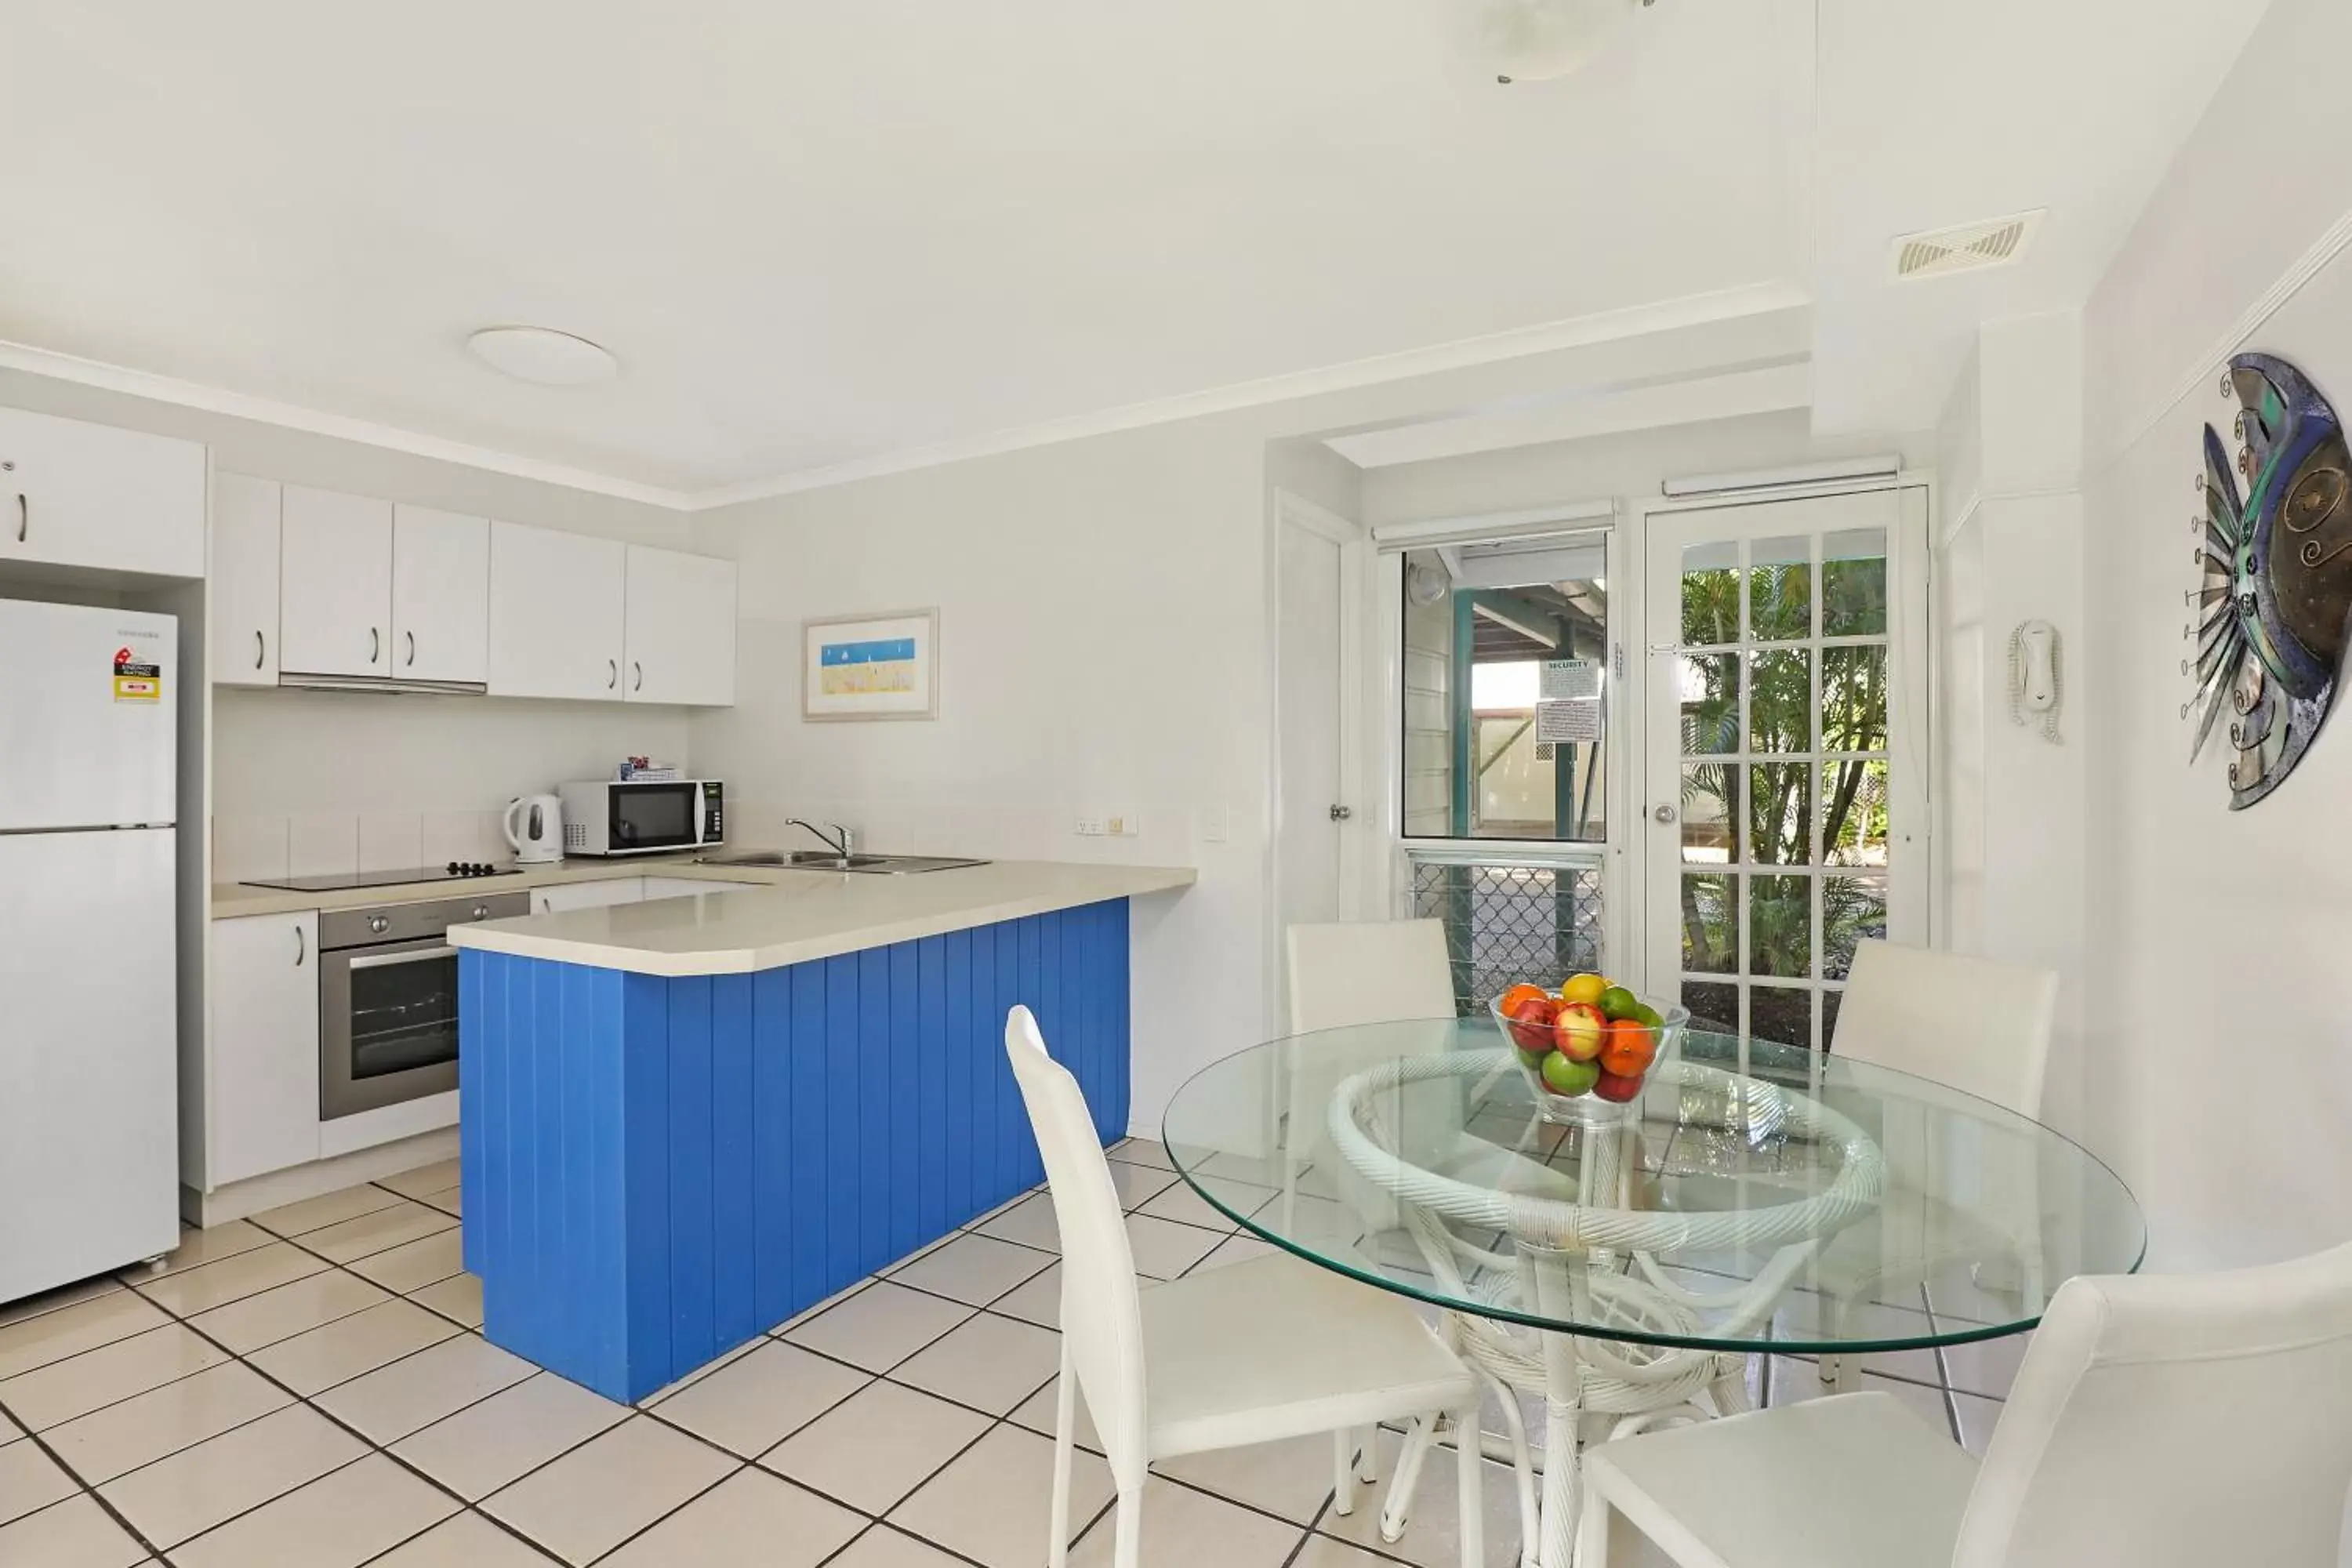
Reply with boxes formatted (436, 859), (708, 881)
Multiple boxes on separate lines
(1642, 488), (1929, 1050)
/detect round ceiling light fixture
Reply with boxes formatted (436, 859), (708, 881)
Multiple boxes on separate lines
(1460, 0), (1653, 84)
(466, 325), (619, 387)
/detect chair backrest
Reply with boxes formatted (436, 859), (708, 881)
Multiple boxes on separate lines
(1954, 1239), (2352, 1568)
(1002, 1006), (1148, 1475)
(1830, 939), (2056, 1116)
(1286, 919), (1457, 1035)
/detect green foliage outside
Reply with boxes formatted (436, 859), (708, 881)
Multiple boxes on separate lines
(1675, 554), (1890, 1014)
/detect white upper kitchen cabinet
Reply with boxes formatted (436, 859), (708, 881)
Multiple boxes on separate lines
(391, 505), (489, 684)
(211, 474), (281, 687)
(624, 546), (737, 706)
(207, 910), (321, 1186)
(488, 521), (626, 701)
(279, 485), (394, 678)
(0, 404), (205, 578)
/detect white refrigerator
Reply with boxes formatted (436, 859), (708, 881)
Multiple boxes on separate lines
(0, 599), (181, 1302)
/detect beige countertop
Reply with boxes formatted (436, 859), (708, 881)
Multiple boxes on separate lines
(441, 860), (1196, 976)
(209, 851), (747, 920)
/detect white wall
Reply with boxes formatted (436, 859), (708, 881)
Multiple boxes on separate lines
(688, 411), (1280, 1134)
(1932, 314), (2089, 1137)
(0, 366), (697, 884)
(2081, 0), (2352, 1272)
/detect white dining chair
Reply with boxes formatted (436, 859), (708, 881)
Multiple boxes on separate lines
(1576, 1237), (2352, 1568)
(1285, 920), (1581, 1205)
(1829, 938), (2058, 1116)
(1287, 921), (1630, 1566)
(1004, 1005), (1486, 1568)
(1815, 939), (2058, 1392)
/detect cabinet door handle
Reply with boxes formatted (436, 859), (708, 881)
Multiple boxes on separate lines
(369, 626), (380, 665)
(13, 494), (24, 543)
(607, 659), (618, 689)
(405, 630), (416, 667)
(294, 927), (306, 967)
(254, 630), (266, 670)
(632, 661), (643, 692)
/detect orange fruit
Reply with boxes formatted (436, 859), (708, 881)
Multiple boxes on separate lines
(1499, 983), (1548, 1016)
(1598, 1019), (1657, 1078)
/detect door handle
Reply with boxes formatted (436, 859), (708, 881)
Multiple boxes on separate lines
(1653, 804), (1678, 824)
(1328, 804), (1353, 822)
(13, 493), (24, 543)
(406, 630), (416, 667)
(632, 661), (643, 692)
(607, 659), (618, 689)
(294, 926), (306, 967)
(369, 626), (380, 665)
(254, 630), (266, 670)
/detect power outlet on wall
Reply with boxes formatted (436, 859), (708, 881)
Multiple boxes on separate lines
(1074, 814), (1106, 837)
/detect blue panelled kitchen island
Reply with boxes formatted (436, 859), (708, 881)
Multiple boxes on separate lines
(446, 862), (1193, 1402)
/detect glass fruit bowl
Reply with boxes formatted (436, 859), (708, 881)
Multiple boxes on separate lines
(1487, 987), (1689, 1125)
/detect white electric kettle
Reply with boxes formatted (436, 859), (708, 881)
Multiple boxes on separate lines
(504, 794), (564, 864)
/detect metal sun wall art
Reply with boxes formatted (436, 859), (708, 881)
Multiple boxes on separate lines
(2187, 353), (2352, 809)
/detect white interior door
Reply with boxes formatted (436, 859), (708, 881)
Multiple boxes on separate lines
(1642, 488), (1929, 1050)
(1278, 518), (1345, 929)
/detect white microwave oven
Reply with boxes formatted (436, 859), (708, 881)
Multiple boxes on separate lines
(557, 779), (724, 856)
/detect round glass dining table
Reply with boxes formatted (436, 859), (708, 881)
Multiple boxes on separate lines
(1160, 1018), (2143, 1566)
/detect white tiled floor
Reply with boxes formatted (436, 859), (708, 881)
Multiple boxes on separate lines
(0, 1136), (2022, 1566)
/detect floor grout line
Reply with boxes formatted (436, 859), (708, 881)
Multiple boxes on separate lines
(7, 1152), (2012, 1567)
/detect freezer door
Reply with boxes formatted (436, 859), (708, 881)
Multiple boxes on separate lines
(0, 600), (177, 830)
(0, 829), (180, 1301)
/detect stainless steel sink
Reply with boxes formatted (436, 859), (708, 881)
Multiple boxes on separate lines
(699, 849), (990, 875)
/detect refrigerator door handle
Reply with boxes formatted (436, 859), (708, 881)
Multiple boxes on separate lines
(254, 630), (265, 670)
(368, 627), (380, 666)
(13, 493), (24, 543)
(294, 926), (306, 967)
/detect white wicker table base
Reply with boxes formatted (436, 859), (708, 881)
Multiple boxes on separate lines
(1326, 1052), (1888, 1568)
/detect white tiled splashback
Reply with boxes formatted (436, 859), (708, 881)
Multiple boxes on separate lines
(212, 811), (514, 884)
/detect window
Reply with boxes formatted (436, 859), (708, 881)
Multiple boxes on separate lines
(1399, 527), (1613, 1009)
(1399, 532), (1610, 842)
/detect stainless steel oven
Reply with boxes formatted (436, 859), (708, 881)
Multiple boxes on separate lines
(318, 891), (528, 1121)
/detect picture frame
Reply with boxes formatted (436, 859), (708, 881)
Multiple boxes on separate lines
(801, 608), (941, 722)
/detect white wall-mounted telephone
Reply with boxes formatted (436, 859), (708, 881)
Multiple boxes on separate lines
(2008, 619), (2063, 742)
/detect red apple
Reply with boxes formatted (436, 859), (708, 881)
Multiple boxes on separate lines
(1504, 995), (1558, 1052)
(1592, 1069), (1643, 1102)
(1553, 1002), (1606, 1062)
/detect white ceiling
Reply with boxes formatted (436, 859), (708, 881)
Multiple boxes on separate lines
(0, 2), (2269, 502)
(1806, 0), (2273, 435)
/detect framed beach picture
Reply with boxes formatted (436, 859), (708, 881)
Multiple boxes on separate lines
(802, 608), (940, 721)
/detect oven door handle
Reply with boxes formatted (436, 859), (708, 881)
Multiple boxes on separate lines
(343, 944), (454, 972)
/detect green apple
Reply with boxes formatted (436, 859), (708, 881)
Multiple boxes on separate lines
(1540, 1052), (1599, 1098)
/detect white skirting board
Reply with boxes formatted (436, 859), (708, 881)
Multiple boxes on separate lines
(180, 1125), (458, 1228)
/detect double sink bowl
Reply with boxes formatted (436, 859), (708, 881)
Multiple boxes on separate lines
(696, 849), (989, 876)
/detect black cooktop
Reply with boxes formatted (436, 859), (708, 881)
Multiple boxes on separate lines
(238, 862), (524, 893)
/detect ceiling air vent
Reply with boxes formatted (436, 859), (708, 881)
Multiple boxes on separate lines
(1889, 210), (2045, 281)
